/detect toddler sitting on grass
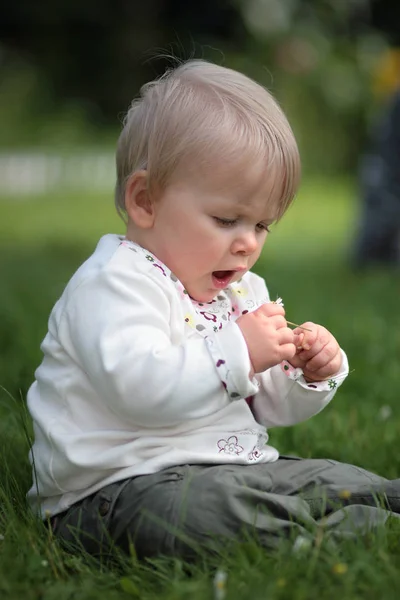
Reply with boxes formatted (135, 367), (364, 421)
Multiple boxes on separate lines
(27, 59), (400, 560)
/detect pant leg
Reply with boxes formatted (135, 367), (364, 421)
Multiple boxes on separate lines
(52, 464), (307, 559)
(262, 456), (400, 538)
(51, 467), (186, 558)
(265, 456), (400, 513)
(110, 459), (400, 559)
(52, 459), (400, 560)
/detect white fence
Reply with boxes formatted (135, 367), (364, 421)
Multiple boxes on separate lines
(0, 152), (116, 197)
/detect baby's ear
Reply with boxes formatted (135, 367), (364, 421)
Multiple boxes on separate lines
(125, 170), (155, 228)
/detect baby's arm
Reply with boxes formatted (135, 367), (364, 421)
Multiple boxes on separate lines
(236, 273), (349, 427)
(251, 349), (349, 427)
(60, 267), (258, 428)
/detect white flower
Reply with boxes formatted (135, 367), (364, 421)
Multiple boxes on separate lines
(378, 405), (392, 421)
(214, 569), (227, 600)
(274, 297), (284, 306)
(292, 535), (312, 555)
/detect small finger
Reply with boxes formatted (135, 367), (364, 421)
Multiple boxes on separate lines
(294, 332), (304, 351)
(260, 303), (285, 317)
(273, 315), (289, 330)
(304, 343), (339, 372)
(294, 322), (317, 351)
(288, 354), (305, 369)
(280, 342), (297, 361)
(304, 353), (342, 380)
(297, 328), (332, 361)
(278, 327), (295, 345)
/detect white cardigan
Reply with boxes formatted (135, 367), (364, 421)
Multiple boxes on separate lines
(27, 235), (348, 517)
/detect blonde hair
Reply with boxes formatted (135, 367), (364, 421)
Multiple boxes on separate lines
(115, 59), (301, 220)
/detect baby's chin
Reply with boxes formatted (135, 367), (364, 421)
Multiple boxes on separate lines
(186, 288), (217, 304)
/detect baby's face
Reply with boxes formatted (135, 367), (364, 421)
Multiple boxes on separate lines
(145, 163), (277, 302)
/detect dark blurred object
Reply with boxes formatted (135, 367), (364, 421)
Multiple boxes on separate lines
(0, 0), (247, 123)
(348, 0), (400, 44)
(352, 89), (400, 267)
(350, 0), (400, 267)
(369, 0), (400, 45)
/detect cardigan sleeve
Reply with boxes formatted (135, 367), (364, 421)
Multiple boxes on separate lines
(251, 350), (349, 427)
(244, 272), (349, 427)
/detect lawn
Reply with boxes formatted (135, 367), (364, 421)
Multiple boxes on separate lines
(1, 176), (400, 599)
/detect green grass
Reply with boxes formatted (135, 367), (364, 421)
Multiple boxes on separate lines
(1, 176), (400, 598)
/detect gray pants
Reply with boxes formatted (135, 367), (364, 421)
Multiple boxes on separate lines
(52, 457), (400, 560)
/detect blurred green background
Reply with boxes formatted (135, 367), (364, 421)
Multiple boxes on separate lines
(1, 0), (400, 170)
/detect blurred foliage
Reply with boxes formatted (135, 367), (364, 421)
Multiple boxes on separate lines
(1, 0), (399, 173)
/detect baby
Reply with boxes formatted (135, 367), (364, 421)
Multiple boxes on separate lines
(27, 60), (400, 559)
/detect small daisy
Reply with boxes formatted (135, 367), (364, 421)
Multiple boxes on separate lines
(214, 569), (227, 600)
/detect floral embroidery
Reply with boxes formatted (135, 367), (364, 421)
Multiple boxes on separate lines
(120, 241), (137, 252)
(184, 314), (195, 328)
(280, 360), (303, 381)
(216, 359), (226, 367)
(200, 311), (217, 322)
(217, 298), (229, 309)
(230, 302), (239, 314)
(231, 286), (248, 298)
(217, 436), (244, 455)
(248, 446), (263, 461)
(304, 378), (340, 391)
(198, 304), (221, 315)
(145, 254), (154, 262)
(281, 361), (295, 375)
(153, 263), (166, 276)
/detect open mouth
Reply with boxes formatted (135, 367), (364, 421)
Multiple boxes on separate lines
(212, 270), (235, 289)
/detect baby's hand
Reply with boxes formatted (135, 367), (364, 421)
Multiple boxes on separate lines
(236, 303), (296, 374)
(289, 323), (342, 382)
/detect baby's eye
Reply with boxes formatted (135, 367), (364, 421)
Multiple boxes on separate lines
(214, 217), (238, 227)
(256, 222), (271, 233)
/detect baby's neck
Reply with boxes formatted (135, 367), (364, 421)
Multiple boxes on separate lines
(125, 223), (149, 251)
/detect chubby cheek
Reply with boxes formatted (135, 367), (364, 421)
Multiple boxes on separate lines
(160, 244), (210, 283)
(172, 222), (212, 251)
(248, 245), (263, 270)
